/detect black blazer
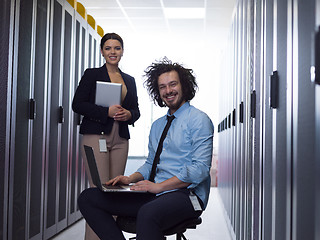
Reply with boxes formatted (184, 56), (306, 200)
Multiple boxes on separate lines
(72, 64), (140, 139)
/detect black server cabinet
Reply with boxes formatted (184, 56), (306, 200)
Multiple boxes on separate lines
(44, 0), (75, 238)
(233, 4), (241, 239)
(8, 0), (49, 239)
(244, 1), (255, 239)
(29, 0), (50, 239)
(9, 0), (35, 238)
(271, 0), (289, 239)
(0, 0), (14, 239)
(44, 0), (63, 237)
(260, 0), (273, 239)
(315, 1), (320, 239)
(44, 0), (64, 239)
(290, 0), (316, 239)
(251, 0), (262, 239)
(218, 0), (318, 240)
(2, 0), (101, 239)
(68, 10), (87, 225)
(58, 2), (74, 233)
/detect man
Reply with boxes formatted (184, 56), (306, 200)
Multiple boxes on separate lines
(78, 57), (214, 240)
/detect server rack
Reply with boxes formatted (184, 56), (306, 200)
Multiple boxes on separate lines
(315, 1), (320, 239)
(0, 0), (15, 239)
(218, 0), (318, 240)
(2, 0), (102, 239)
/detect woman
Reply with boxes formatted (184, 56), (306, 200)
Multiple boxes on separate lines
(72, 33), (140, 240)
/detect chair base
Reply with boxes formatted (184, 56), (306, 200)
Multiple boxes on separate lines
(117, 216), (201, 240)
(128, 233), (187, 240)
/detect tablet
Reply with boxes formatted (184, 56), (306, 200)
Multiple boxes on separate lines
(95, 81), (122, 107)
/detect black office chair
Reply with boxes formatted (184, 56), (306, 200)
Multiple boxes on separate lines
(116, 216), (202, 240)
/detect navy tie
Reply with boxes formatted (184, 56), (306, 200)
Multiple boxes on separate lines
(149, 115), (175, 182)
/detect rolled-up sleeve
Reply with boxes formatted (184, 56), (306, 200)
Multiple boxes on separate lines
(176, 114), (214, 188)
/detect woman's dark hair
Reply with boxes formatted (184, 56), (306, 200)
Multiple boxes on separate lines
(100, 33), (124, 49)
(144, 57), (198, 107)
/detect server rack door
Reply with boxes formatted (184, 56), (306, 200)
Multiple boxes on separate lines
(44, 0), (63, 238)
(239, 1), (250, 239)
(87, 33), (93, 69)
(252, 0), (263, 239)
(56, 2), (74, 232)
(260, 0), (274, 239)
(87, 26), (100, 69)
(0, 0), (14, 239)
(231, 20), (237, 234)
(245, 1), (255, 239)
(240, 1), (251, 239)
(229, 24), (237, 232)
(234, 4), (242, 238)
(251, 0), (263, 239)
(28, 0), (50, 239)
(79, 24), (88, 193)
(291, 0), (316, 239)
(93, 37), (97, 68)
(8, 0), (35, 238)
(314, 0), (320, 239)
(285, 0), (294, 239)
(68, 12), (86, 225)
(271, 0), (288, 239)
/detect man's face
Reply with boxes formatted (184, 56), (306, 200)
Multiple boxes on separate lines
(158, 70), (186, 114)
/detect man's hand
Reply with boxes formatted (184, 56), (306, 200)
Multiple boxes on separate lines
(130, 180), (163, 194)
(106, 175), (131, 186)
(106, 172), (144, 186)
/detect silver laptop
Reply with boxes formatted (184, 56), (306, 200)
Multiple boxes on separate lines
(83, 145), (146, 193)
(95, 81), (122, 107)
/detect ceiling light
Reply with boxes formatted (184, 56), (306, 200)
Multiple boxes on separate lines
(163, 8), (205, 19)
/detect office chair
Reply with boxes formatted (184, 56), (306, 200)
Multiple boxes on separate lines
(116, 215), (202, 240)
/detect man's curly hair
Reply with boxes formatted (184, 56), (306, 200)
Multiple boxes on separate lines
(143, 57), (198, 107)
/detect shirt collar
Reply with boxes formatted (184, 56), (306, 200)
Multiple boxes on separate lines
(166, 102), (190, 119)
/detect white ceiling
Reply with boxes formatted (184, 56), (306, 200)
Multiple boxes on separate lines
(78, 0), (236, 44)
(75, 0), (237, 124)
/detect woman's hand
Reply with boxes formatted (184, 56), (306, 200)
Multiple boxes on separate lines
(108, 105), (132, 122)
(114, 106), (132, 122)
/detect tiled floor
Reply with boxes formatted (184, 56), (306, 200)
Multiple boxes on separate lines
(51, 187), (232, 240)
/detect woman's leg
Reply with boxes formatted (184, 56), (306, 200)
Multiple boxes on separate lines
(136, 189), (202, 240)
(82, 134), (111, 185)
(81, 134), (111, 240)
(106, 121), (129, 179)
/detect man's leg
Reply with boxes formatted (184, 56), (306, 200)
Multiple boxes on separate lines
(78, 188), (155, 240)
(136, 189), (202, 240)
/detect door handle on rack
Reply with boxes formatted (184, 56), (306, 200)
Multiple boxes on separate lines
(29, 99), (36, 120)
(239, 102), (244, 123)
(59, 106), (64, 123)
(315, 26), (320, 84)
(232, 109), (236, 126)
(251, 90), (256, 118)
(270, 71), (279, 109)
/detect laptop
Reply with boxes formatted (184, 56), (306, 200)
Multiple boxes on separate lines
(83, 145), (147, 193)
(95, 81), (122, 107)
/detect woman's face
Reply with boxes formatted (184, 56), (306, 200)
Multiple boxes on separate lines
(101, 39), (123, 66)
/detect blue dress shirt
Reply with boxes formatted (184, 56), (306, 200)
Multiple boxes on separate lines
(137, 102), (214, 209)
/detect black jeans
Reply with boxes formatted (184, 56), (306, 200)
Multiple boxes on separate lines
(78, 188), (202, 240)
